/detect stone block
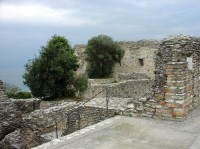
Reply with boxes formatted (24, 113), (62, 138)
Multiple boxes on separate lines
(162, 108), (173, 118)
(165, 81), (185, 87)
(162, 88), (183, 94)
(155, 94), (165, 101)
(165, 94), (185, 101)
(142, 112), (153, 118)
(139, 97), (147, 102)
(186, 85), (193, 91)
(164, 63), (186, 69)
(136, 105), (144, 111)
(167, 76), (185, 81)
(172, 108), (186, 117)
(144, 106), (155, 112)
(165, 71), (183, 75)
(127, 103), (135, 109)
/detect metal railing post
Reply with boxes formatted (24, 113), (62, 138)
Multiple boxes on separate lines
(106, 87), (109, 117)
(77, 107), (81, 130)
(55, 120), (58, 138)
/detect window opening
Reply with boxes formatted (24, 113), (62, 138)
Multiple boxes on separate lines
(139, 59), (144, 66)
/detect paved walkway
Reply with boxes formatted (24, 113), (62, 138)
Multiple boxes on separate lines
(33, 106), (200, 149)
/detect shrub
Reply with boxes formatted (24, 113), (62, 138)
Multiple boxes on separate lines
(15, 92), (32, 99)
(74, 75), (88, 97)
(3, 83), (21, 98)
(3, 83), (32, 99)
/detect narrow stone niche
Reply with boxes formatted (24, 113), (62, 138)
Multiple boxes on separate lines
(139, 59), (144, 66)
(187, 57), (193, 70)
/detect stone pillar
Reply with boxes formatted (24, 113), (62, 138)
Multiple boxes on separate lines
(192, 54), (200, 107)
(164, 61), (188, 118)
(154, 35), (200, 120)
(0, 80), (4, 96)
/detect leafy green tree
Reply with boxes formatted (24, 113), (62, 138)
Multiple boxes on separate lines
(86, 34), (125, 78)
(23, 35), (79, 98)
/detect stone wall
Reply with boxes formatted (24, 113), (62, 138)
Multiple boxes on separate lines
(121, 35), (200, 120)
(74, 44), (87, 76)
(152, 35), (200, 119)
(0, 80), (4, 96)
(63, 106), (119, 135)
(20, 102), (77, 148)
(0, 96), (22, 141)
(114, 40), (160, 80)
(74, 40), (160, 79)
(84, 79), (154, 99)
(19, 102), (119, 148)
(12, 98), (41, 114)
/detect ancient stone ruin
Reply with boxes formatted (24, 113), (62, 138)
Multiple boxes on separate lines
(1, 35), (200, 148)
(75, 35), (200, 119)
(154, 35), (200, 118)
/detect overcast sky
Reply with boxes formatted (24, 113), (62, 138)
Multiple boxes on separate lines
(0, 0), (200, 70)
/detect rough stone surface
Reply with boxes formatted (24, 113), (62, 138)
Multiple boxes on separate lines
(74, 40), (160, 79)
(20, 101), (79, 148)
(154, 35), (200, 119)
(84, 79), (154, 99)
(11, 98), (41, 114)
(0, 95), (22, 141)
(0, 80), (4, 96)
(0, 129), (21, 149)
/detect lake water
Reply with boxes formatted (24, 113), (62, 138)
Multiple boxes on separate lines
(0, 68), (30, 91)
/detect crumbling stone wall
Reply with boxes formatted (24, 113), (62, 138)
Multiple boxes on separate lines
(84, 79), (154, 99)
(114, 40), (160, 80)
(12, 98), (41, 114)
(74, 40), (159, 80)
(63, 106), (119, 135)
(74, 44), (87, 76)
(0, 80), (4, 96)
(153, 35), (200, 119)
(123, 35), (200, 120)
(19, 103), (119, 148)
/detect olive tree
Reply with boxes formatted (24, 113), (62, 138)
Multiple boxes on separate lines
(85, 34), (124, 78)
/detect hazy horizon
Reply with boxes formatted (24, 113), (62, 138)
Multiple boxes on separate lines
(0, 68), (29, 91)
(1, 0), (200, 90)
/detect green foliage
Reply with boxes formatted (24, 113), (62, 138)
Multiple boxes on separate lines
(86, 34), (125, 78)
(74, 75), (88, 97)
(15, 92), (32, 99)
(3, 83), (21, 98)
(23, 35), (79, 98)
(3, 83), (32, 99)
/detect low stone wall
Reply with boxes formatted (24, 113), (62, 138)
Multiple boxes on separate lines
(0, 96), (22, 141)
(88, 78), (115, 85)
(117, 72), (149, 81)
(20, 102), (78, 148)
(63, 106), (119, 135)
(12, 98), (41, 114)
(84, 79), (154, 99)
(19, 102), (119, 148)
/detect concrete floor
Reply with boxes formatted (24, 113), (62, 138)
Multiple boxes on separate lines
(34, 106), (200, 149)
